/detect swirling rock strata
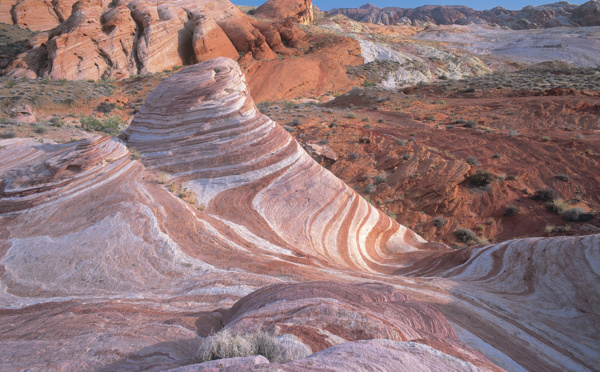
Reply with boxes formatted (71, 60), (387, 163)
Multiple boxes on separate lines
(0, 57), (598, 371)
(126, 57), (432, 272)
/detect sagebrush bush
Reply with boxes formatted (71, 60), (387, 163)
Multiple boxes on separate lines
(468, 170), (494, 187)
(545, 199), (567, 214)
(561, 207), (594, 222)
(504, 205), (520, 216)
(195, 330), (309, 364)
(466, 156), (480, 166)
(432, 216), (447, 228)
(532, 188), (559, 202)
(455, 227), (477, 243)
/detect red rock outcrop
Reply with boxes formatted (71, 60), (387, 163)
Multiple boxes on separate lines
(5, 0), (315, 80)
(0, 57), (598, 371)
(254, 0), (314, 24)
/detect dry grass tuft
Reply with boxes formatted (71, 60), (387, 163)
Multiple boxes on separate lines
(195, 329), (310, 364)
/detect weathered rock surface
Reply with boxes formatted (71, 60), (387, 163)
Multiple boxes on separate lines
(254, 0), (314, 24)
(0, 57), (598, 371)
(5, 0), (315, 80)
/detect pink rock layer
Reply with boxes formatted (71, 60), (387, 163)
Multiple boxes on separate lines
(0, 57), (598, 371)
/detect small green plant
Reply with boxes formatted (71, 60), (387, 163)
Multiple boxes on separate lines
(348, 153), (359, 161)
(345, 112), (358, 119)
(365, 184), (376, 194)
(80, 115), (122, 135)
(541, 136), (551, 142)
(362, 81), (377, 87)
(396, 139), (405, 146)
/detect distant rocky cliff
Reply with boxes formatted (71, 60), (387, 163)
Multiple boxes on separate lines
(330, 1), (600, 29)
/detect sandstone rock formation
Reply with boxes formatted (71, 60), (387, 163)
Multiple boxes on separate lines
(0, 57), (598, 371)
(254, 0), (314, 24)
(5, 0), (313, 80)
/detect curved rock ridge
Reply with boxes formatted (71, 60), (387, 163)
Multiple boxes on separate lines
(126, 57), (437, 273)
(220, 281), (496, 370)
(0, 136), (131, 213)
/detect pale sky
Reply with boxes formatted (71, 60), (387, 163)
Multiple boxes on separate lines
(233, 0), (589, 11)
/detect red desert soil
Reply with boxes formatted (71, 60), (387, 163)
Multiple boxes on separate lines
(263, 85), (600, 245)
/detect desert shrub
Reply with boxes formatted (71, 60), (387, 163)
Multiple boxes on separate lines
(504, 205), (520, 216)
(402, 154), (412, 160)
(359, 135), (370, 144)
(532, 188), (559, 202)
(545, 199), (568, 214)
(373, 175), (386, 184)
(366, 184), (376, 194)
(329, 122), (339, 128)
(464, 119), (478, 128)
(561, 207), (594, 222)
(1, 131), (17, 139)
(50, 117), (64, 127)
(396, 139), (405, 146)
(466, 156), (480, 166)
(378, 119), (385, 123)
(196, 330), (309, 364)
(283, 101), (296, 110)
(364, 123), (372, 129)
(507, 174), (519, 181)
(348, 153), (359, 161)
(497, 173), (507, 180)
(555, 174), (569, 182)
(507, 130), (520, 137)
(345, 112), (357, 119)
(541, 136), (551, 142)
(80, 115), (120, 135)
(289, 118), (302, 127)
(491, 153), (502, 159)
(96, 101), (116, 113)
(34, 125), (47, 134)
(362, 81), (377, 87)
(432, 216), (447, 228)
(468, 170), (494, 187)
(455, 228), (477, 243)
(317, 139), (329, 145)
